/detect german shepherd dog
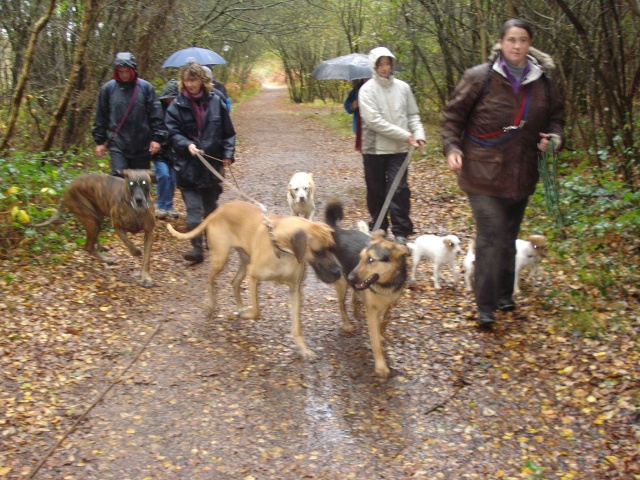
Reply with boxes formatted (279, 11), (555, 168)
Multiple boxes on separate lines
(325, 200), (409, 378)
(34, 170), (156, 287)
(167, 200), (341, 361)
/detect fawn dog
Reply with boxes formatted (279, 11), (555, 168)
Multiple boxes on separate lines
(167, 200), (341, 361)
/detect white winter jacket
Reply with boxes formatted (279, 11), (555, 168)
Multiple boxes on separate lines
(358, 47), (425, 155)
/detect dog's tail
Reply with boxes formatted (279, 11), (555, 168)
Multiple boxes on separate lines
(32, 209), (61, 227)
(167, 217), (212, 240)
(32, 197), (64, 227)
(324, 199), (344, 229)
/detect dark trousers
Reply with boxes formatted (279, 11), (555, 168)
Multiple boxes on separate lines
(362, 152), (413, 237)
(468, 194), (528, 313)
(109, 146), (151, 176)
(180, 185), (220, 249)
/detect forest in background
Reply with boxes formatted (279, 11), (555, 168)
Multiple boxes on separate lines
(0, 0), (638, 187)
(0, 0), (639, 336)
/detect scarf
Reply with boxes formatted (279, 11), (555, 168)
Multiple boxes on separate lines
(500, 57), (531, 93)
(183, 89), (206, 138)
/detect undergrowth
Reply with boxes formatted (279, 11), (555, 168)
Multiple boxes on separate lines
(0, 151), (104, 264)
(527, 157), (640, 337)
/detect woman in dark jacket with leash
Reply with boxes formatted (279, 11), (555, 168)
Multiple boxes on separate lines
(441, 18), (564, 328)
(166, 61), (236, 263)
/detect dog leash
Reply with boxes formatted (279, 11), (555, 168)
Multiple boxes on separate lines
(194, 151), (294, 257)
(372, 146), (416, 232)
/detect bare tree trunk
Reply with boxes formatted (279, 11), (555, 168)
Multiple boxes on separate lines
(42, 0), (96, 152)
(474, 0), (487, 60)
(0, 0), (56, 152)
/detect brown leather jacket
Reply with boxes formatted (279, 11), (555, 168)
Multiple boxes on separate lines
(441, 53), (564, 199)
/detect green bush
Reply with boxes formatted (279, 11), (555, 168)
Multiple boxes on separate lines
(528, 155), (640, 335)
(0, 150), (102, 259)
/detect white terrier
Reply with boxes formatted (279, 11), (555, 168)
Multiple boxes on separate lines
(463, 239), (475, 292)
(514, 234), (547, 294)
(407, 234), (461, 289)
(286, 172), (316, 220)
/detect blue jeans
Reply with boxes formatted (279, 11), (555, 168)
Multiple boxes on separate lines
(468, 194), (528, 313)
(153, 160), (175, 210)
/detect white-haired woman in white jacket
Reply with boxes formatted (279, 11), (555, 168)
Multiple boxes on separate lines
(358, 46), (426, 245)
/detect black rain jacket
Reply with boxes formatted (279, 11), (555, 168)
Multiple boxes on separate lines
(165, 91), (236, 189)
(92, 52), (166, 157)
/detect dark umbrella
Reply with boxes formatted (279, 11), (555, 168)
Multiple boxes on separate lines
(311, 53), (372, 81)
(161, 47), (227, 68)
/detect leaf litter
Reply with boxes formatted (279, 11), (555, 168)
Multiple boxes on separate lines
(0, 86), (638, 479)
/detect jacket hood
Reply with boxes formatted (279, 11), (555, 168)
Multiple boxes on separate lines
(113, 52), (139, 80)
(488, 43), (555, 71)
(158, 79), (179, 100)
(368, 47), (397, 88)
(368, 47), (397, 76)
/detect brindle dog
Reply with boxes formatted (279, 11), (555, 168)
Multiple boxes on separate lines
(35, 170), (156, 287)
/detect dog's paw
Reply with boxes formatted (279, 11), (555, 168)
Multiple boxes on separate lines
(131, 248), (142, 257)
(341, 321), (355, 334)
(139, 276), (154, 288)
(300, 349), (317, 362)
(239, 307), (258, 320)
(374, 365), (391, 379)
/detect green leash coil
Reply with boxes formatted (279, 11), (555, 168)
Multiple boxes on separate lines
(537, 138), (565, 234)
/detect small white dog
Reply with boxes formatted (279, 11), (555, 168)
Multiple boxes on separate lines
(287, 172), (316, 220)
(407, 234), (461, 289)
(463, 239), (475, 292)
(514, 234), (547, 294)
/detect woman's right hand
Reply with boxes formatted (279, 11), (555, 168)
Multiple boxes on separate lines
(447, 151), (463, 172)
(188, 144), (201, 156)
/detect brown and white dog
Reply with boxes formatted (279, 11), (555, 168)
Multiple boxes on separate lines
(514, 234), (547, 294)
(34, 170), (156, 287)
(463, 239), (476, 292)
(407, 234), (462, 289)
(167, 200), (341, 360)
(325, 200), (409, 378)
(287, 171), (316, 220)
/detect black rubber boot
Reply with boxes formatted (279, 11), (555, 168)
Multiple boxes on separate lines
(183, 223), (204, 263)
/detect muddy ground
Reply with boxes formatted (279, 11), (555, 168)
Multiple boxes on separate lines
(2, 85), (638, 479)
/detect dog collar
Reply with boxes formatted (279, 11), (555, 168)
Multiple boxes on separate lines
(262, 212), (294, 258)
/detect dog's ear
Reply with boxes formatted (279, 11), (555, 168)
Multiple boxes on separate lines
(289, 230), (307, 263)
(371, 230), (386, 240)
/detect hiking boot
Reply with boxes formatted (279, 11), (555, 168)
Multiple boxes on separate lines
(395, 236), (408, 246)
(497, 298), (516, 311)
(183, 248), (204, 263)
(156, 208), (167, 219)
(476, 311), (495, 329)
(166, 210), (179, 218)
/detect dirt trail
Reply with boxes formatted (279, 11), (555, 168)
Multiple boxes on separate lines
(23, 85), (624, 479)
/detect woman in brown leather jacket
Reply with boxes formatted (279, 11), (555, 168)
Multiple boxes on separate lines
(441, 18), (564, 328)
